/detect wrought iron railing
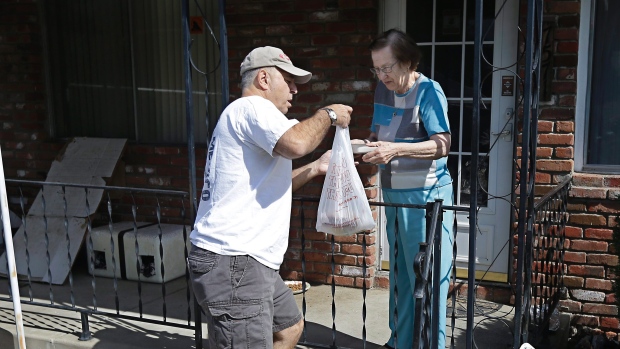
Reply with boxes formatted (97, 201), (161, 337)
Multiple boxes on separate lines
(293, 196), (465, 349)
(294, 195), (386, 349)
(1, 180), (501, 349)
(513, 0), (546, 345)
(412, 200), (444, 349)
(3, 180), (460, 349)
(520, 177), (571, 343)
(0, 179), (198, 341)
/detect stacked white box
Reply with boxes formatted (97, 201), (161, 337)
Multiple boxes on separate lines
(87, 221), (152, 278)
(122, 223), (190, 283)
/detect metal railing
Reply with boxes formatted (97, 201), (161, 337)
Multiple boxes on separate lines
(1, 179), (467, 349)
(515, 177), (571, 345)
(294, 195), (388, 349)
(0, 177), (566, 349)
(292, 196), (466, 349)
(412, 200), (443, 349)
(0, 179), (198, 341)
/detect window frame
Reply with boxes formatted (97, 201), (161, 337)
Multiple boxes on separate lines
(575, 0), (620, 173)
(40, 0), (221, 146)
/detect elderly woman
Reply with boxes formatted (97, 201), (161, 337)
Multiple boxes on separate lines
(356, 29), (454, 349)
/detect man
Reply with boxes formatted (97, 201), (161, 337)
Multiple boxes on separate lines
(188, 46), (352, 349)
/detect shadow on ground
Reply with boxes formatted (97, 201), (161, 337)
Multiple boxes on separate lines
(297, 321), (385, 349)
(90, 316), (199, 349)
(448, 297), (516, 349)
(0, 302), (201, 349)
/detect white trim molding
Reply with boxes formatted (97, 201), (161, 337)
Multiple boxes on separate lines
(379, 0), (407, 32)
(575, 0), (620, 173)
(574, 0), (592, 172)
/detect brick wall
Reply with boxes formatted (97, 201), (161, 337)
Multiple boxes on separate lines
(0, 1), (202, 211)
(564, 173), (620, 334)
(0, 0), (61, 180)
(221, 0), (381, 286)
(517, 0), (620, 338)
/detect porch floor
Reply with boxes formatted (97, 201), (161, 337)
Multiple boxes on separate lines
(0, 270), (519, 349)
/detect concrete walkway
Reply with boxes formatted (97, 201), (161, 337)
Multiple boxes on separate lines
(0, 272), (521, 349)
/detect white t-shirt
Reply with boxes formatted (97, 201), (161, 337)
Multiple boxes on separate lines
(190, 96), (299, 270)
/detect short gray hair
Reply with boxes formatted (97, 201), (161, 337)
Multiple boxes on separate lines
(240, 66), (277, 90)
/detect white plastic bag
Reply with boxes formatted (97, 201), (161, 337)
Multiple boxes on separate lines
(316, 127), (375, 236)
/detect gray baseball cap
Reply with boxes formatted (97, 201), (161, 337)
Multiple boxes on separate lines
(240, 46), (312, 84)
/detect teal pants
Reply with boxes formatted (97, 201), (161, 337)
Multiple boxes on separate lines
(383, 183), (454, 349)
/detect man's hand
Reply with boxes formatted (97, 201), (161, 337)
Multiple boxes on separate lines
(323, 104), (352, 128)
(292, 150), (331, 192)
(315, 150), (332, 175)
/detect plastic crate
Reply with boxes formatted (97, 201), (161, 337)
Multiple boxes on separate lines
(121, 223), (190, 283)
(87, 221), (153, 278)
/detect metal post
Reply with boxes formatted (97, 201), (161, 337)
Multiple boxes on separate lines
(431, 200), (443, 349)
(466, 1), (483, 348)
(181, 0), (197, 219)
(0, 145), (27, 349)
(181, 1), (201, 348)
(218, 0), (229, 108)
(514, 0), (542, 346)
(78, 311), (92, 341)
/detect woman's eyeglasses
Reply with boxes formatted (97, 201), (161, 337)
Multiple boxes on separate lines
(369, 61), (398, 77)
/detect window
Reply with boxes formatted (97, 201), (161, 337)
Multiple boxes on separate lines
(44, 0), (222, 144)
(576, 0), (620, 171)
(408, 0), (496, 206)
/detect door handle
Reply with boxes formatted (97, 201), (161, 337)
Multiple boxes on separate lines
(492, 123), (513, 142)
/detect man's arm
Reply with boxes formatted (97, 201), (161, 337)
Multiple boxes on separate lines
(274, 104), (352, 159)
(292, 150), (331, 192)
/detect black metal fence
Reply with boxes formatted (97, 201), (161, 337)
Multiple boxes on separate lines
(514, 177), (571, 346)
(509, 0), (573, 345)
(412, 200), (444, 349)
(0, 179), (198, 341)
(0, 177), (569, 349)
(293, 196), (466, 349)
(2, 179), (462, 349)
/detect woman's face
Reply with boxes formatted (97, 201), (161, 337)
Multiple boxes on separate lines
(371, 46), (411, 93)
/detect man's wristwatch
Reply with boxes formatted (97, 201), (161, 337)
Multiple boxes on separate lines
(321, 107), (337, 126)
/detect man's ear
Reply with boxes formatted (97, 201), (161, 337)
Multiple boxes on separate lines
(256, 68), (270, 90)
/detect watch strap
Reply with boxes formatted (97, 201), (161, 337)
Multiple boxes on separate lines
(321, 107), (337, 126)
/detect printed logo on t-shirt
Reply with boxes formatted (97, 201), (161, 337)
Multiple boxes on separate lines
(201, 136), (216, 202)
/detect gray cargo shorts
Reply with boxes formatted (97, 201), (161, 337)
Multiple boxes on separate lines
(187, 245), (302, 349)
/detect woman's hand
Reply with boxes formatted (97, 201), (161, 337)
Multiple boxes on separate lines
(351, 138), (374, 145)
(361, 141), (399, 165)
